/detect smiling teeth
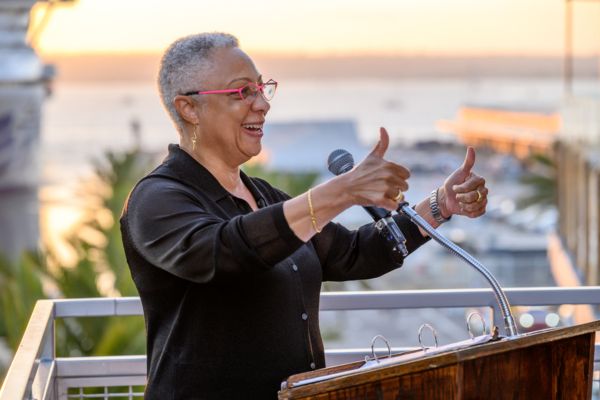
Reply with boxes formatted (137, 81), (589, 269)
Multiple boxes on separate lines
(243, 124), (262, 130)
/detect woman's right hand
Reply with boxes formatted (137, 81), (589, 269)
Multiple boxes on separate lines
(340, 127), (411, 211)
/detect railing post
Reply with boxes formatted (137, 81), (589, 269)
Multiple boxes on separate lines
(587, 160), (600, 285)
(0, 300), (54, 400)
(31, 315), (56, 400)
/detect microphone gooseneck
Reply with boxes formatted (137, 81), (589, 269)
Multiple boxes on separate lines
(397, 203), (518, 337)
(327, 149), (518, 337)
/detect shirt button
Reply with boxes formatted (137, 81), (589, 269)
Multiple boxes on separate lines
(292, 264), (298, 272)
(310, 362), (316, 370)
(301, 313), (308, 321)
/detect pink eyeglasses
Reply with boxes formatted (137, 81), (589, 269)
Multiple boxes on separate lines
(184, 79), (278, 102)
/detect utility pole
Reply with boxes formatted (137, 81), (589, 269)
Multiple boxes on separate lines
(564, 0), (573, 95)
(564, 0), (600, 96)
(0, 0), (69, 260)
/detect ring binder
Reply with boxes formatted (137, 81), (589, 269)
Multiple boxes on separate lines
(417, 323), (439, 351)
(364, 335), (392, 364)
(466, 311), (488, 339)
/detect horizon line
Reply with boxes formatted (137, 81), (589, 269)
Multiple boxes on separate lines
(39, 50), (600, 59)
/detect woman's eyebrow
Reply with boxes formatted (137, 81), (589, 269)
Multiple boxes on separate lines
(227, 75), (263, 86)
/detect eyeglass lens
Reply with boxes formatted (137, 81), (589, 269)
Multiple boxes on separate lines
(262, 82), (276, 101)
(239, 81), (277, 101)
(240, 84), (259, 100)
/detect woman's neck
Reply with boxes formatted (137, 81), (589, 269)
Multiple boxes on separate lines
(183, 145), (244, 194)
(180, 143), (258, 210)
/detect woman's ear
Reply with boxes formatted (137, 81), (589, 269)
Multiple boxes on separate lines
(173, 95), (200, 125)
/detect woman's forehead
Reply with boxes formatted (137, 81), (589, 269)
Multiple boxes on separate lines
(203, 47), (261, 86)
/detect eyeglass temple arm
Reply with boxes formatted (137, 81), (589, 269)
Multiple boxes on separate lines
(195, 88), (240, 95)
(184, 81), (275, 97)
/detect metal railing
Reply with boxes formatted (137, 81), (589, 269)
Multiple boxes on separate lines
(1, 287), (599, 399)
(557, 96), (600, 286)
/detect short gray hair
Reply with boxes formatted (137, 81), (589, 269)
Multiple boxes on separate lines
(158, 32), (239, 132)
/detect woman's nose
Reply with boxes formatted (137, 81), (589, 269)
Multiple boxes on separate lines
(251, 92), (270, 114)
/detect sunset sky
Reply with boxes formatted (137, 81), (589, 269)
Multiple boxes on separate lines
(35, 0), (600, 56)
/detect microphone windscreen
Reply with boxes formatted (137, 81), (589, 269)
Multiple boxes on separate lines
(327, 149), (354, 176)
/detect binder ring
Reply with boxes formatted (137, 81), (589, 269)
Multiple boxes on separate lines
(466, 312), (488, 339)
(418, 323), (439, 351)
(366, 334), (392, 364)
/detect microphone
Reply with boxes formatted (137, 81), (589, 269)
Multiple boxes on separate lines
(327, 149), (408, 257)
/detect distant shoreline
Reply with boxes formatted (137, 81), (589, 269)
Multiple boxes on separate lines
(41, 54), (600, 83)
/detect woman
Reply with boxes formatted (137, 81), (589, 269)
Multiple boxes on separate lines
(120, 32), (488, 399)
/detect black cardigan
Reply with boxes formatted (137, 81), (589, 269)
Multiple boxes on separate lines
(120, 144), (429, 399)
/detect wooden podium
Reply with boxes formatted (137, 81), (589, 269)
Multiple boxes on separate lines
(279, 320), (599, 399)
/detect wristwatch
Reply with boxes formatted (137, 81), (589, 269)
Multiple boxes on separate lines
(429, 188), (451, 223)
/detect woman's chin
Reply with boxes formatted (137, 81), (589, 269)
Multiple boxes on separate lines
(239, 134), (262, 155)
(239, 143), (262, 161)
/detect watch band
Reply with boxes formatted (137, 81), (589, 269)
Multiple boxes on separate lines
(429, 188), (451, 223)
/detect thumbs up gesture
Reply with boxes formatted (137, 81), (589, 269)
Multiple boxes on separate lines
(438, 147), (488, 218)
(345, 127), (411, 211)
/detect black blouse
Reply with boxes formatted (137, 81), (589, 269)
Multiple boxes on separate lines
(120, 144), (429, 399)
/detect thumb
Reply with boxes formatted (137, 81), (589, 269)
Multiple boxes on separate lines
(460, 146), (476, 175)
(369, 127), (390, 158)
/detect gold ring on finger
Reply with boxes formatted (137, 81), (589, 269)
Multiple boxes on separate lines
(394, 190), (404, 202)
(476, 189), (483, 203)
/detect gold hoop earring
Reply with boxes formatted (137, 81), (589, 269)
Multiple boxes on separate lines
(192, 126), (198, 151)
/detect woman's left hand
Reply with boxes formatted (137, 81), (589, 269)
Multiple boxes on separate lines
(438, 147), (488, 218)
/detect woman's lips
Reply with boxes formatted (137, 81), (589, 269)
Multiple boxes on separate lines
(241, 124), (264, 137)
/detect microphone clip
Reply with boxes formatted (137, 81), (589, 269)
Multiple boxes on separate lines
(374, 215), (409, 257)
